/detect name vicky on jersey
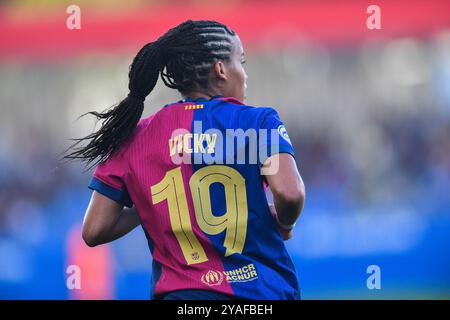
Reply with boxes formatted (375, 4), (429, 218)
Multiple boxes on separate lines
(169, 133), (217, 156)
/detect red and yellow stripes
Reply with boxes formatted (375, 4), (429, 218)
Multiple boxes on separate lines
(184, 104), (204, 110)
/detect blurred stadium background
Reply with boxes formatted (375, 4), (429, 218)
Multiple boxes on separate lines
(0, 0), (449, 299)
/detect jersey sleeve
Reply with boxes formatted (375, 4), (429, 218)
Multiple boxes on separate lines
(88, 150), (133, 208)
(258, 107), (296, 167)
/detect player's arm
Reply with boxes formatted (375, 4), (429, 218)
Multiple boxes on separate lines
(82, 191), (141, 247)
(263, 153), (305, 240)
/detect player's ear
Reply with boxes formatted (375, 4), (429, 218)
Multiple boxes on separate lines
(212, 60), (228, 81)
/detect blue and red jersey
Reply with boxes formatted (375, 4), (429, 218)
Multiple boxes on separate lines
(88, 96), (300, 299)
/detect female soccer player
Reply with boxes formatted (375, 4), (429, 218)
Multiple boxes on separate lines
(66, 20), (305, 300)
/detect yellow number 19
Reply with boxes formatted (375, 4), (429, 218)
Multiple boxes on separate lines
(151, 165), (248, 265)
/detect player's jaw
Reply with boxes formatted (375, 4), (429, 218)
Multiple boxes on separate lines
(212, 35), (247, 103)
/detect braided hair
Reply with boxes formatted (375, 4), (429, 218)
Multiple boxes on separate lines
(65, 20), (236, 168)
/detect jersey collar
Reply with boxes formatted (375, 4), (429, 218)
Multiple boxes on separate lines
(182, 95), (224, 102)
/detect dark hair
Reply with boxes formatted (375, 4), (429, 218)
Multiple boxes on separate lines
(64, 20), (236, 168)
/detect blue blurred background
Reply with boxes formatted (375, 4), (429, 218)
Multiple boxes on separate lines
(0, 0), (449, 299)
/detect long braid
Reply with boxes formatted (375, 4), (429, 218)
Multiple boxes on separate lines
(65, 20), (236, 168)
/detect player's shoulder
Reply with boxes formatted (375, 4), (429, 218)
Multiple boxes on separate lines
(136, 113), (156, 134)
(134, 99), (196, 136)
(214, 97), (280, 120)
(118, 112), (156, 151)
(132, 100), (187, 136)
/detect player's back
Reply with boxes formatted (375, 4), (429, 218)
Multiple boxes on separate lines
(92, 96), (300, 299)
